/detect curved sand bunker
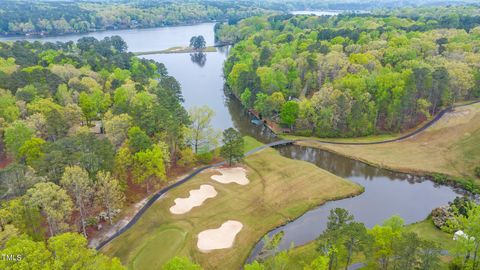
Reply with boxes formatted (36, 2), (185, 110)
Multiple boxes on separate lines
(197, 220), (243, 252)
(211, 167), (249, 185)
(169, 185), (217, 214)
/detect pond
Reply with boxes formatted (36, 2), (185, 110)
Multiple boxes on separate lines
(246, 144), (461, 262)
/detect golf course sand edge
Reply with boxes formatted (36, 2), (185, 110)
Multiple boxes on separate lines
(169, 185), (217, 214)
(211, 167), (250, 185)
(197, 220), (243, 252)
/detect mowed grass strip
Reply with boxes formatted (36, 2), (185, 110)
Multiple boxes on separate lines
(297, 103), (480, 180)
(243, 135), (265, 153)
(101, 148), (362, 270)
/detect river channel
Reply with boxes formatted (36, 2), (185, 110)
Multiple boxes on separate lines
(2, 22), (462, 263)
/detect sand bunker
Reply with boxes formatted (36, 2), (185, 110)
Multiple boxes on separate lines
(197, 220), (243, 252)
(169, 185), (217, 214)
(211, 167), (250, 185)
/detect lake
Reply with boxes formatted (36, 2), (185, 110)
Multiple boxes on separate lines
(0, 23), (235, 131)
(0, 22), (217, 52)
(291, 10), (340, 16)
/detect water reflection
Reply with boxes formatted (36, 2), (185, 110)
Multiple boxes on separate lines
(226, 93), (277, 143)
(247, 144), (461, 262)
(190, 52), (207, 67)
(0, 23), (217, 53)
(277, 146), (423, 182)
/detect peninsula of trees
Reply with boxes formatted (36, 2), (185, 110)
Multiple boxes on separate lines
(219, 10), (480, 137)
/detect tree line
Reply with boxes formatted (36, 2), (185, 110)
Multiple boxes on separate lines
(0, 34), (246, 268)
(0, 0), (277, 36)
(3, 0), (476, 37)
(219, 11), (480, 137)
(0, 36), (191, 268)
(246, 202), (480, 270)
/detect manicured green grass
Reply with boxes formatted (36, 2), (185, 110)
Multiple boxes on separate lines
(101, 148), (362, 270)
(297, 103), (480, 180)
(131, 227), (186, 270)
(243, 136), (264, 153)
(406, 218), (455, 251)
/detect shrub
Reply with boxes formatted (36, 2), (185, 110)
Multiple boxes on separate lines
(431, 205), (454, 231)
(458, 178), (479, 194)
(294, 129), (313, 137)
(196, 152), (213, 164)
(432, 173), (448, 184)
(475, 166), (480, 178)
(178, 148), (196, 167)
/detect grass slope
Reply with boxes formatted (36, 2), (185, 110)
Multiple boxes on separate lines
(406, 218), (456, 251)
(297, 103), (480, 180)
(243, 136), (264, 153)
(101, 147), (362, 270)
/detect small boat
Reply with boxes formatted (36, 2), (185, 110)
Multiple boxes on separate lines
(251, 119), (263, 126)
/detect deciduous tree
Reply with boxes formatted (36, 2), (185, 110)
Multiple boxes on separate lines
(186, 106), (219, 153)
(60, 166), (93, 237)
(96, 171), (125, 225)
(25, 182), (73, 237)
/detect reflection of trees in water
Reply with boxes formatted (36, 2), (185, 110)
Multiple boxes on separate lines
(225, 90), (276, 143)
(217, 45), (230, 56)
(190, 52), (207, 67)
(278, 145), (417, 182)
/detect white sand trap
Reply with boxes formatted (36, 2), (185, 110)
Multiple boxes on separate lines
(197, 220), (243, 252)
(211, 167), (249, 185)
(169, 185), (217, 214)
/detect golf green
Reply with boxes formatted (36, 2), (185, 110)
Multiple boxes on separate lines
(131, 227), (187, 270)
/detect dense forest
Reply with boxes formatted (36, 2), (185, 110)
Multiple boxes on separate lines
(0, 0), (276, 36)
(219, 9), (480, 137)
(0, 36), (196, 268)
(1, 0), (478, 36)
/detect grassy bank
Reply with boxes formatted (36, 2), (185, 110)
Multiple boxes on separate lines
(101, 147), (362, 270)
(243, 136), (264, 153)
(295, 103), (480, 182)
(406, 218), (455, 251)
(134, 46), (217, 56)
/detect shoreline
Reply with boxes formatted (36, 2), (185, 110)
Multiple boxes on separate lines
(293, 140), (477, 196)
(134, 46), (217, 56)
(0, 21), (222, 40)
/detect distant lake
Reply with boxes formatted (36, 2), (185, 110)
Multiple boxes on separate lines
(291, 10), (340, 16)
(0, 23), (234, 131)
(0, 23), (217, 52)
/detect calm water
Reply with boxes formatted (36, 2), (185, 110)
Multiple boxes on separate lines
(0, 23), (216, 52)
(0, 23), (233, 130)
(246, 145), (461, 261)
(144, 49), (234, 131)
(291, 10), (340, 16)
